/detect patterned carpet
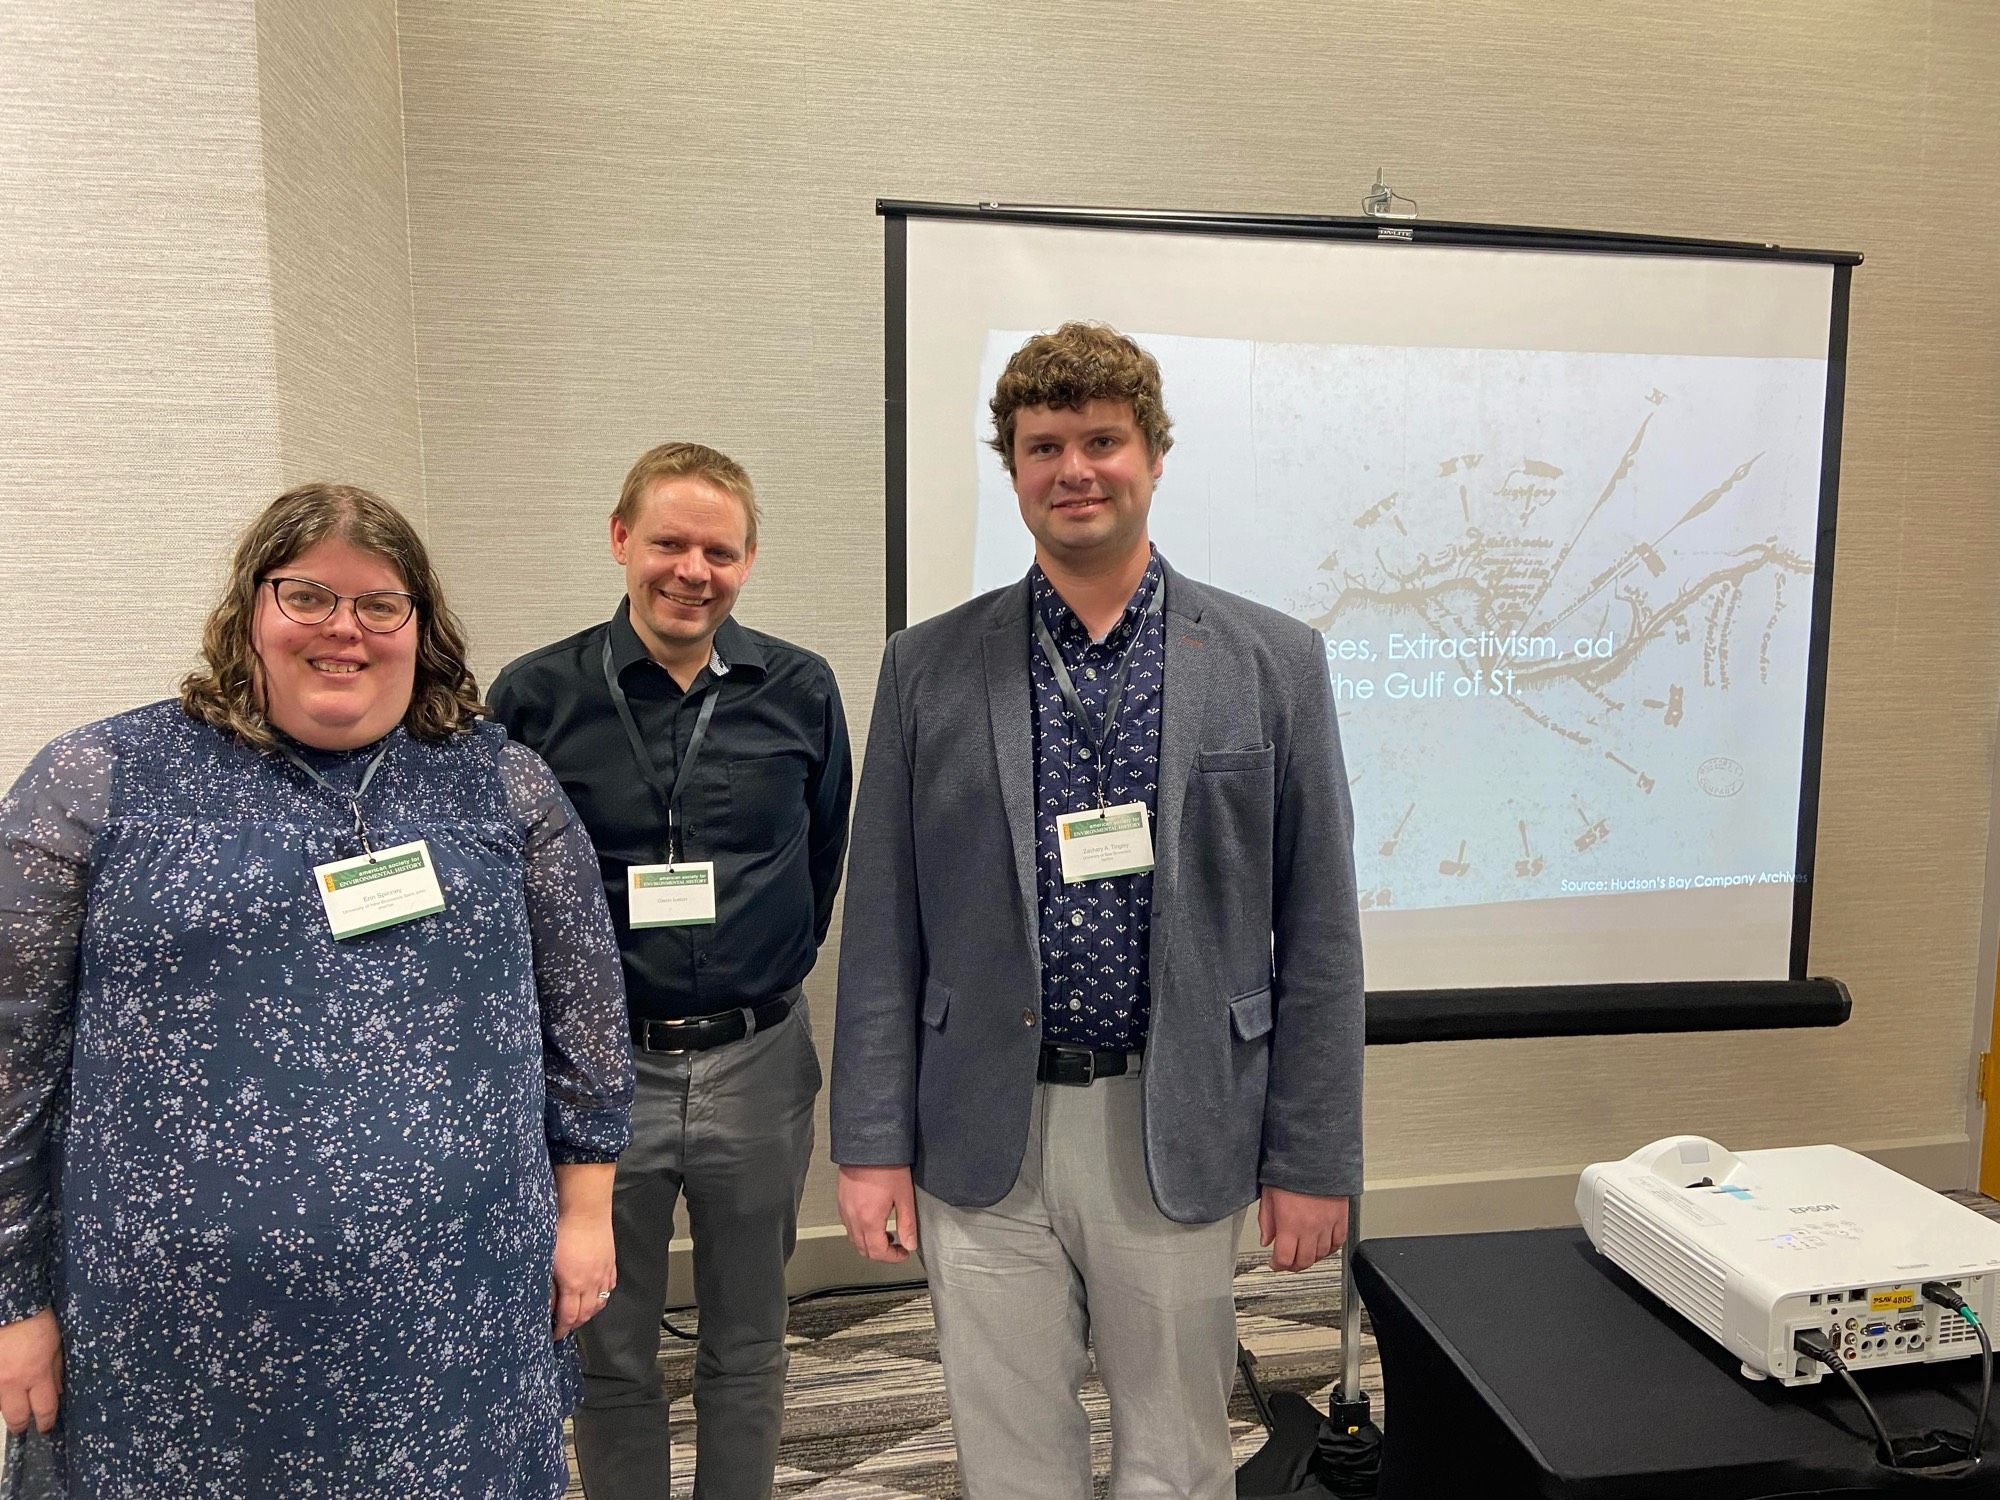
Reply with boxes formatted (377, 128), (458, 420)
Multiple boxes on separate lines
(559, 1250), (1376, 1498)
(561, 1188), (2000, 1498)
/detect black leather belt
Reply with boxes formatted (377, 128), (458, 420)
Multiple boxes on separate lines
(1037, 1042), (1142, 1086)
(631, 994), (795, 1054)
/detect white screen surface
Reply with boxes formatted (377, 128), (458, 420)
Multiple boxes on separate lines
(897, 216), (1836, 992)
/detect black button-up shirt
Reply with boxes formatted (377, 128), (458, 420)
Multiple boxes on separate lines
(489, 602), (852, 1020)
(1030, 553), (1165, 1052)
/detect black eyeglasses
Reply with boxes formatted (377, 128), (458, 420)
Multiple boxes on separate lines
(264, 576), (418, 634)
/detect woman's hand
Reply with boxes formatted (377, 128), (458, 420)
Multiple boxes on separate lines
(551, 1161), (618, 1341)
(0, 1308), (61, 1435)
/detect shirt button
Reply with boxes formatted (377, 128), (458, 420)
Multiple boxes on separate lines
(696, 953), (709, 967)
(1078, 747), (1092, 761)
(1069, 998), (1081, 1011)
(1069, 911), (1084, 927)
(1021, 1008), (1036, 1027)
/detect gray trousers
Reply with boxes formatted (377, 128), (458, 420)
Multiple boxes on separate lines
(573, 996), (820, 1500)
(917, 1073), (1245, 1500)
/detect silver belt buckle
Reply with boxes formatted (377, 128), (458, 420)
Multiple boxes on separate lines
(651, 1016), (696, 1053)
(1045, 1043), (1095, 1084)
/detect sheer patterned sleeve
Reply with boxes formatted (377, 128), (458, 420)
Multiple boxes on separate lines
(499, 741), (633, 1164)
(0, 725), (112, 1323)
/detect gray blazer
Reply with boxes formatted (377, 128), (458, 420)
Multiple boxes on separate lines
(830, 559), (1364, 1224)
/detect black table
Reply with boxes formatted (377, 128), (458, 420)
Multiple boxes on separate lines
(1352, 1227), (1997, 1497)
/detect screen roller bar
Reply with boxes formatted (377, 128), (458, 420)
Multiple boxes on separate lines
(1364, 977), (1851, 1045)
(877, 199), (1863, 267)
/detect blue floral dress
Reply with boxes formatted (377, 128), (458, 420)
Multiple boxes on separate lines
(0, 702), (634, 1498)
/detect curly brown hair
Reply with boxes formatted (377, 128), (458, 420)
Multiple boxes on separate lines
(987, 321), (1175, 477)
(180, 483), (485, 751)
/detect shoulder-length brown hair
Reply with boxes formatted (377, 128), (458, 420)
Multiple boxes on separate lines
(180, 483), (485, 751)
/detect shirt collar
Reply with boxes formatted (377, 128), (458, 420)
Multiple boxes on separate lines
(272, 723), (405, 767)
(1029, 549), (1164, 649)
(607, 599), (764, 683)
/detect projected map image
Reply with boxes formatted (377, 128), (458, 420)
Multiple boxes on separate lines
(972, 334), (1827, 917)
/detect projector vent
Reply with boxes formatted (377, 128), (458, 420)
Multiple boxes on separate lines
(1939, 1312), (1978, 1347)
(1598, 1190), (1728, 1339)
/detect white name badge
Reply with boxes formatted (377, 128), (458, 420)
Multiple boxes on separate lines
(313, 838), (447, 939)
(629, 861), (717, 928)
(1057, 803), (1156, 883)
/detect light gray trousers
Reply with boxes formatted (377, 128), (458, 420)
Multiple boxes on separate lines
(573, 996), (820, 1500)
(917, 1073), (1244, 1500)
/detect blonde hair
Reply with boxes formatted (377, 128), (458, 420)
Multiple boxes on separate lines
(615, 442), (760, 552)
(987, 321), (1175, 477)
(180, 483), (484, 750)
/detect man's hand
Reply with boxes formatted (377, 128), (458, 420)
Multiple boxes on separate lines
(1259, 1187), (1349, 1273)
(0, 1308), (61, 1435)
(838, 1164), (918, 1262)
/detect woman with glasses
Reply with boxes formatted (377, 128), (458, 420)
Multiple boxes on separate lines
(0, 483), (633, 1496)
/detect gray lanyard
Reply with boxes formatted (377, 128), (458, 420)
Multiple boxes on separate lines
(601, 635), (719, 865)
(1032, 577), (1163, 808)
(277, 738), (394, 857)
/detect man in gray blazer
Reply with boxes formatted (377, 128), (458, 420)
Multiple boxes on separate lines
(832, 322), (1364, 1499)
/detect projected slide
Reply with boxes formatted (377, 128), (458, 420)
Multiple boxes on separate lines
(894, 212), (1844, 987)
(969, 333), (1825, 925)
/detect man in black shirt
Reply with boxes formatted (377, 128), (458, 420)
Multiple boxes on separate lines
(490, 442), (852, 1500)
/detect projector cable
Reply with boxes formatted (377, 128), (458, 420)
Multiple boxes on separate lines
(1922, 1281), (1994, 1464)
(1792, 1289), (1994, 1481)
(1791, 1330), (1899, 1468)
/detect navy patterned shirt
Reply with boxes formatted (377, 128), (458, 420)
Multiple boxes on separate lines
(1031, 551), (1166, 1051)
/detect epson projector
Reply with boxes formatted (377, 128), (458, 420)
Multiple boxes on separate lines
(1578, 1136), (2000, 1387)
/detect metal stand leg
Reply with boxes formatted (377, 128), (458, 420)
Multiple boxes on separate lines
(1316, 1193), (1383, 1495)
(1331, 1194), (1370, 1428)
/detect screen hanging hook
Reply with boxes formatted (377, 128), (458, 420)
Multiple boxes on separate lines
(1362, 169), (1418, 221)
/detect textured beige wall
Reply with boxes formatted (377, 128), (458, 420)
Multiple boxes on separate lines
(5, 0), (1993, 1254)
(0, 0), (421, 785)
(384, 1), (1999, 1235)
(0, 1), (282, 778)
(257, 0), (426, 510)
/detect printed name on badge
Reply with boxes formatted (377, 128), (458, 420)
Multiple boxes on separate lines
(1057, 803), (1155, 884)
(314, 838), (447, 939)
(630, 861), (718, 928)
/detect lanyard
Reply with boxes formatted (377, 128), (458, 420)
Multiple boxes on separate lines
(277, 738), (394, 857)
(1032, 577), (1163, 807)
(601, 636), (719, 864)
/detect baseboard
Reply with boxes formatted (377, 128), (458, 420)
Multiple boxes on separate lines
(658, 1134), (1976, 1301)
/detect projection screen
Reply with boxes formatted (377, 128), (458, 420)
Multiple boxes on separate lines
(884, 204), (1854, 997)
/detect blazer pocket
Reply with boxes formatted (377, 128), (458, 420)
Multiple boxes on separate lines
(1228, 985), (1274, 1041)
(922, 976), (953, 1030)
(1196, 743), (1276, 774)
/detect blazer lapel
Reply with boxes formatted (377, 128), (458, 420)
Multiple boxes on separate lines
(983, 612), (1041, 956)
(1154, 571), (1212, 929)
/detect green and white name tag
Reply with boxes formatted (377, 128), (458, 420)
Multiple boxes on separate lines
(1057, 803), (1155, 883)
(629, 861), (717, 928)
(313, 838), (446, 939)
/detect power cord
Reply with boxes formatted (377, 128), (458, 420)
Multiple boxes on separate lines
(1921, 1281), (1993, 1465)
(1791, 1331), (1899, 1462)
(661, 1278), (929, 1342)
(1790, 1280), (1994, 1480)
